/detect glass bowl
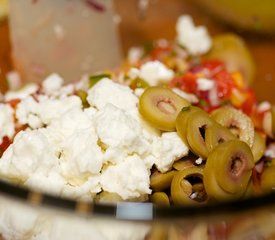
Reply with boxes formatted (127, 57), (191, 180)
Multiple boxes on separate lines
(0, 1), (275, 239)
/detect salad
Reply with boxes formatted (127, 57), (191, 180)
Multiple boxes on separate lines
(0, 15), (274, 207)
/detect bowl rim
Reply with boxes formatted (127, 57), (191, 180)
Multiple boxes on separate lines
(1, 179), (274, 221)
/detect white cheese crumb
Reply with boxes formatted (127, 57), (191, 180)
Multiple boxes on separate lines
(4, 83), (39, 101)
(42, 73), (64, 95)
(128, 67), (140, 80)
(0, 104), (15, 144)
(87, 78), (138, 111)
(197, 78), (215, 91)
(195, 157), (203, 165)
(100, 155), (151, 200)
(152, 132), (189, 172)
(94, 103), (149, 159)
(176, 15), (212, 55)
(139, 61), (174, 86)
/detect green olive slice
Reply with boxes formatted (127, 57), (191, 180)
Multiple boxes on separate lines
(176, 106), (203, 145)
(251, 131), (266, 163)
(261, 166), (275, 193)
(211, 106), (255, 147)
(173, 156), (197, 171)
(150, 192), (170, 206)
(205, 123), (236, 152)
(150, 170), (176, 191)
(203, 163), (234, 201)
(208, 140), (254, 196)
(171, 167), (207, 205)
(139, 86), (190, 131)
(206, 33), (255, 85)
(186, 110), (215, 159)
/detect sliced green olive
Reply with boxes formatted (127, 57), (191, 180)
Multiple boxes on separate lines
(150, 170), (176, 191)
(251, 131), (266, 163)
(176, 106), (204, 145)
(205, 140), (254, 199)
(186, 110), (215, 159)
(150, 192), (170, 206)
(130, 77), (149, 89)
(211, 106), (255, 147)
(171, 167), (207, 205)
(203, 162), (233, 201)
(173, 155), (197, 171)
(205, 123), (236, 152)
(139, 86), (190, 131)
(205, 33), (255, 85)
(261, 166), (275, 193)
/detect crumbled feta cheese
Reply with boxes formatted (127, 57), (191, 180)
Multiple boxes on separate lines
(152, 132), (189, 172)
(100, 155), (151, 200)
(0, 104), (15, 144)
(16, 95), (82, 128)
(127, 47), (143, 65)
(42, 73), (64, 95)
(59, 129), (104, 176)
(176, 15), (212, 55)
(87, 78), (138, 111)
(197, 78), (215, 91)
(128, 67), (140, 80)
(5, 83), (39, 101)
(195, 157), (203, 165)
(94, 104), (150, 159)
(139, 61), (174, 86)
(134, 88), (145, 97)
(0, 129), (60, 181)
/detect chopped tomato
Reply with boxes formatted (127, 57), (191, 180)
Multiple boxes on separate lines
(213, 69), (235, 100)
(170, 72), (197, 93)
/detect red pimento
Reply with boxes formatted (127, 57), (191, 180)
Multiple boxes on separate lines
(169, 59), (257, 114)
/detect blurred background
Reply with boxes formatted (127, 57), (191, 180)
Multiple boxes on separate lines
(0, 0), (275, 102)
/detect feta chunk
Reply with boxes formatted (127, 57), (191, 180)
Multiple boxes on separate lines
(16, 95), (82, 128)
(153, 132), (189, 172)
(139, 61), (174, 86)
(94, 104), (150, 160)
(42, 73), (64, 95)
(0, 129), (60, 181)
(176, 15), (212, 55)
(87, 78), (138, 111)
(5, 83), (39, 101)
(0, 104), (15, 144)
(100, 155), (151, 200)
